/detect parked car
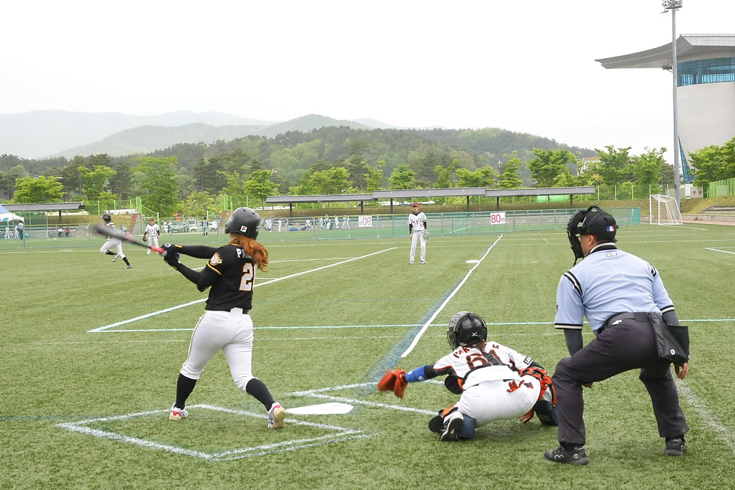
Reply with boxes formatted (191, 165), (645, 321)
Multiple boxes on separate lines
(184, 221), (202, 233)
(169, 222), (188, 233)
(208, 220), (220, 231)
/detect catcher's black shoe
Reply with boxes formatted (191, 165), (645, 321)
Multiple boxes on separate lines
(544, 445), (589, 465)
(439, 410), (464, 442)
(665, 437), (686, 456)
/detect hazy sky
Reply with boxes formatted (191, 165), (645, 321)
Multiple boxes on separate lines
(1, 0), (733, 161)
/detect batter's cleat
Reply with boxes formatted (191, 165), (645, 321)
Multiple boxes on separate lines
(665, 437), (686, 456)
(440, 410), (464, 441)
(169, 405), (188, 421)
(268, 402), (285, 429)
(111, 254), (119, 262)
(125, 264), (132, 269)
(544, 445), (589, 465)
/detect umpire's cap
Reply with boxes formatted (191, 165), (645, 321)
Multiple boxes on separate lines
(579, 206), (617, 242)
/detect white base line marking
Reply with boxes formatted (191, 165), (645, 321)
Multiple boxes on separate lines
(57, 404), (372, 461)
(678, 383), (735, 455)
(88, 247), (397, 333)
(289, 382), (438, 415)
(400, 235), (504, 358)
(706, 247), (735, 255)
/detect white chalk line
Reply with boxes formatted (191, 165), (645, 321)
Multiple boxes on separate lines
(57, 403), (373, 461)
(706, 247), (735, 255)
(88, 247), (397, 333)
(289, 382), (437, 415)
(678, 383), (735, 455)
(400, 235), (504, 358)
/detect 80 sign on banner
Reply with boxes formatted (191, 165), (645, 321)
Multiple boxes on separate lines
(490, 212), (506, 225)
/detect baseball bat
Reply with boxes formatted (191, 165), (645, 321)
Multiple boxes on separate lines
(93, 223), (164, 253)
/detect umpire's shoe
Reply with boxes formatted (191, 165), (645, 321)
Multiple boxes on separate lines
(544, 445), (589, 465)
(440, 409), (464, 442)
(665, 437), (686, 456)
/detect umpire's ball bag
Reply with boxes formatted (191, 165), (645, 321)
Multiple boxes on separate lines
(649, 313), (690, 364)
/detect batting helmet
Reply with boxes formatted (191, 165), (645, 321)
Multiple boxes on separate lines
(225, 207), (260, 239)
(102, 213), (112, 222)
(447, 311), (488, 350)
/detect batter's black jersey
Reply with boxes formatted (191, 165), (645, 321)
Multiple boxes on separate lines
(199, 244), (256, 311)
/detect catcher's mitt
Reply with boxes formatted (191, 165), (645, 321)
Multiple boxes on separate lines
(377, 368), (408, 398)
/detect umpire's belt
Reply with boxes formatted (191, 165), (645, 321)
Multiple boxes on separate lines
(231, 307), (251, 315)
(598, 312), (650, 334)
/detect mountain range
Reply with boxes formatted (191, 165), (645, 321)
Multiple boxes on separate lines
(0, 110), (423, 159)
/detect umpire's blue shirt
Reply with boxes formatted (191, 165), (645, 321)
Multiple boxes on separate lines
(555, 243), (675, 333)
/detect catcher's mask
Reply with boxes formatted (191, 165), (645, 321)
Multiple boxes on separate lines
(566, 205), (618, 265)
(447, 311), (488, 350)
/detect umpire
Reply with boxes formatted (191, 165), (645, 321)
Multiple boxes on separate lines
(545, 205), (689, 465)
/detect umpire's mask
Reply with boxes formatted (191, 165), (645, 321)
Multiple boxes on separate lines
(566, 205), (617, 264)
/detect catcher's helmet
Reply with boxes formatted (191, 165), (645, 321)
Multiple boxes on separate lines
(102, 213), (112, 222)
(225, 207), (260, 239)
(447, 311), (488, 350)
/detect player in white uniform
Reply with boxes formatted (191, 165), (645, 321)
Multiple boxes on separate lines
(143, 218), (160, 255)
(407, 203), (428, 265)
(399, 312), (557, 441)
(99, 213), (132, 269)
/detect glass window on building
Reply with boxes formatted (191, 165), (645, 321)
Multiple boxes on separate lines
(678, 57), (735, 86)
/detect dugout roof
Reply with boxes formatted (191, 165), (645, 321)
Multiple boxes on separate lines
(2, 202), (86, 212)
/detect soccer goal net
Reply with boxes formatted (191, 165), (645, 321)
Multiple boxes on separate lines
(649, 194), (683, 225)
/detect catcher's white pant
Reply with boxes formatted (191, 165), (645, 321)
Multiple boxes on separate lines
(456, 375), (541, 427)
(100, 239), (125, 258)
(147, 235), (159, 254)
(180, 309), (255, 392)
(409, 230), (426, 264)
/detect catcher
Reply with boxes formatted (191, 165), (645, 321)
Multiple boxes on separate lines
(379, 311), (557, 441)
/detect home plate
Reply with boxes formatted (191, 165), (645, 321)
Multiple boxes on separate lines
(466, 259), (480, 264)
(287, 402), (354, 415)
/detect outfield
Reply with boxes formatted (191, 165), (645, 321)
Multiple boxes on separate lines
(2, 223), (734, 489)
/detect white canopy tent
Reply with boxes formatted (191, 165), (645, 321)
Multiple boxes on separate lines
(0, 204), (24, 223)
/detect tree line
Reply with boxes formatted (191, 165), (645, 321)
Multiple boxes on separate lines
(2, 126), (732, 217)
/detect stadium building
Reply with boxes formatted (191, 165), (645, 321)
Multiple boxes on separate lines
(596, 34), (735, 182)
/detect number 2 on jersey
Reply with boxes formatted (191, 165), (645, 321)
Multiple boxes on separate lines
(239, 263), (255, 291)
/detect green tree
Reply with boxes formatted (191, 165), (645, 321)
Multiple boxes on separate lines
(183, 191), (216, 219)
(434, 159), (459, 188)
(689, 137), (735, 189)
(308, 167), (351, 195)
(497, 153), (524, 189)
(78, 165), (115, 202)
(243, 170), (279, 208)
(528, 149), (575, 187)
(133, 156), (180, 217)
(630, 148), (666, 186)
(108, 163), (134, 200)
(389, 164), (415, 189)
(13, 176), (64, 203)
(365, 160), (386, 192)
(60, 156), (87, 196)
(592, 146), (632, 185)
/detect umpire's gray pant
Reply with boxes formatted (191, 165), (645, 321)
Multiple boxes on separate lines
(553, 313), (689, 446)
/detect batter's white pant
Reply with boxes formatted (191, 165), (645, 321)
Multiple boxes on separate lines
(147, 236), (159, 254)
(456, 376), (541, 427)
(409, 230), (426, 264)
(180, 309), (256, 392)
(100, 239), (125, 258)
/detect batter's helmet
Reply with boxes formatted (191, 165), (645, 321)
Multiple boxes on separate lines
(447, 311), (488, 350)
(225, 207), (260, 239)
(102, 213), (112, 222)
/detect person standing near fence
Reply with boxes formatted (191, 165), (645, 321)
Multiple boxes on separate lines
(408, 203), (428, 265)
(143, 218), (160, 255)
(99, 213), (132, 269)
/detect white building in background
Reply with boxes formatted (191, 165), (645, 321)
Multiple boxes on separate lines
(596, 34), (735, 180)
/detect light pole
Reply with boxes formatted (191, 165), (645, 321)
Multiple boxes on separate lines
(662, 0), (683, 209)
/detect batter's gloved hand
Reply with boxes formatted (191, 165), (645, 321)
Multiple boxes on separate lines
(163, 250), (180, 268)
(161, 243), (179, 258)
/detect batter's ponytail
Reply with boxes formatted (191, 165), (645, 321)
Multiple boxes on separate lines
(231, 234), (269, 272)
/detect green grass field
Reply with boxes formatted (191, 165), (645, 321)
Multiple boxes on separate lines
(2, 223), (735, 489)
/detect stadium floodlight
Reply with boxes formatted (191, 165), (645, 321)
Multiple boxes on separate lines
(661, 0), (683, 211)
